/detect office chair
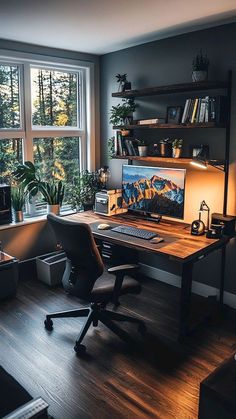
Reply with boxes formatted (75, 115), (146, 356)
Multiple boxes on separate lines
(44, 214), (146, 354)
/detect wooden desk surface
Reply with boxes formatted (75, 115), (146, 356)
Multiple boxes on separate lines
(65, 212), (228, 263)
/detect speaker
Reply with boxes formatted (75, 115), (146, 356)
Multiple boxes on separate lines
(0, 185), (12, 225)
(211, 213), (236, 236)
(191, 219), (205, 236)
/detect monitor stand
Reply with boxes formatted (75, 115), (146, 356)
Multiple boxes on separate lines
(127, 210), (162, 224)
(145, 213), (162, 223)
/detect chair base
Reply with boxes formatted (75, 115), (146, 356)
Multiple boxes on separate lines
(44, 303), (146, 353)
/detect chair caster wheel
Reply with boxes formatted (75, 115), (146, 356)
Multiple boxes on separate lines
(44, 318), (53, 331)
(138, 323), (147, 335)
(74, 344), (86, 355)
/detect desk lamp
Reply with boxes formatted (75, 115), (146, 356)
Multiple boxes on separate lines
(98, 166), (111, 190)
(199, 200), (210, 231)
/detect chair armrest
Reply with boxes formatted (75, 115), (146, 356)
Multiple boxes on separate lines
(108, 264), (139, 273)
(3, 397), (49, 419)
(108, 264), (139, 305)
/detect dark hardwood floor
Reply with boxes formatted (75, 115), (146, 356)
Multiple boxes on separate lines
(1, 274), (236, 419)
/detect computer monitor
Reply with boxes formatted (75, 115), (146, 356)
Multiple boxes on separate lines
(122, 164), (186, 219)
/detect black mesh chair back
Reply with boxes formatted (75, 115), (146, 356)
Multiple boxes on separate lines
(47, 214), (104, 300)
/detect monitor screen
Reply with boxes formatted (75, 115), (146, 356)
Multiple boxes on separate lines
(122, 165), (186, 219)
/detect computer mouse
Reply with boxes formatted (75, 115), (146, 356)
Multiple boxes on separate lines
(97, 223), (111, 230)
(150, 237), (164, 244)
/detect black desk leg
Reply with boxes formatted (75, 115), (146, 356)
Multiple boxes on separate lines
(219, 245), (226, 310)
(179, 261), (194, 340)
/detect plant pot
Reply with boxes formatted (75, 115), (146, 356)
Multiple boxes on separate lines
(13, 210), (24, 223)
(138, 145), (148, 157)
(192, 71), (208, 82)
(172, 147), (182, 158)
(121, 129), (130, 137)
(47, 204), (60, 215)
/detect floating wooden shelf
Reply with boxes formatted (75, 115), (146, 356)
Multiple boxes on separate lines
(112, 80), (228, 98)
(111, 155), (225, 172)
(113, 122), (224, 130)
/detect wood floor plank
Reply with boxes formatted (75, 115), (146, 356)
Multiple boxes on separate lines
(1, 275), (236, 418)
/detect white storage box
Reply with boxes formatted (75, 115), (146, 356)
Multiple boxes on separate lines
(36, 251), (67, 286)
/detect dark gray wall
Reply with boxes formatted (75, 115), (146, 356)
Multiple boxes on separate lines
(100, 23), (236, 294)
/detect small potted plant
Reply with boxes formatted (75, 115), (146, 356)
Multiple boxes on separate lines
(172, 139), (183, 158)
(192, 50), (209, 82)
(115, 74), (131, 92)
(67, 170), (102, 211)
(137, 139), (148, 157)
(109, 98), (137, 126)
(11, 185), (26, 222)
(13, 161), (65, 215)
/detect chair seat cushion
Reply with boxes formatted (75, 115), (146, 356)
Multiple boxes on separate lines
(91, 277), (141, 303)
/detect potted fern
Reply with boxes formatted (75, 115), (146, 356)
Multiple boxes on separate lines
(11, 185), (26, 222)
(13, 161), (64, 215)
(192, 50), (209, 82)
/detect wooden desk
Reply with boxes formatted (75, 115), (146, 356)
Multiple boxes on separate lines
(65, 211), (228, 339)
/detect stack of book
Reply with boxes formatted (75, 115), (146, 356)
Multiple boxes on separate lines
(181, 95), (227, 125)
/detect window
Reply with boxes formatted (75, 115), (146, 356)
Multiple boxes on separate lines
(0, 138), (23, 183)
(0, 55), (92, 216)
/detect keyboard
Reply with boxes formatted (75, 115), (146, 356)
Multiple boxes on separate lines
(111, 225), (157, 240)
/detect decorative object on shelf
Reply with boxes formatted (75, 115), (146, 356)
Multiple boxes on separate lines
(192, 49), (209, 82)
(110, 98), (137, 126)
(67, 170), (102, 212)
(137, 139), (148, 157)
(191, 144), (209, 160)
(159, 138), (172, 157)
(166, 106), (182, 124)
(11, 185), (26, 222)
(172, 139), (183, 158)
(98, 166), (111, 190)
(13, 161), (65, 215)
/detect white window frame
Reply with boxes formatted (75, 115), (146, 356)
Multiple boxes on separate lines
(0, 50), (96, 173)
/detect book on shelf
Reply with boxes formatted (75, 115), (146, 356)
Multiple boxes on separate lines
(137, 118), (165, 125)
(181, 95), (226, 125)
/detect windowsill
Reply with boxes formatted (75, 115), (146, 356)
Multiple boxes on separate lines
(0, 209), (76, 231)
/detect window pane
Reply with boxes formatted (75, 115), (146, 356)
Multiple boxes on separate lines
(0, 65), (20, 129)
(31, 68), (78, 127)
(0, 138), (23, 183)
(33, 137), (80, 204)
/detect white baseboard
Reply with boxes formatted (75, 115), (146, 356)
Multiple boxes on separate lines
(140, 263), (236, 309)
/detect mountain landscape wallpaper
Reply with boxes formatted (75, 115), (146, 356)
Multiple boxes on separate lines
(122, 165), (186, 219)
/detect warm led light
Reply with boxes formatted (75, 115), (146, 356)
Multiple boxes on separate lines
(190, 160), (207, 169)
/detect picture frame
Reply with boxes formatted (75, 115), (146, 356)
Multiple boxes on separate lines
(166, 106), (182, 124)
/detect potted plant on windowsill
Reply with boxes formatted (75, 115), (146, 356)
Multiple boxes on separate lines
(67, 170), (102, 212)
(11, 185), (26, 222)
(192, 50), (209, 82)
(13, 161), (65, 215)
(109, 98), (137, 126)
(172, 139), (183, 158)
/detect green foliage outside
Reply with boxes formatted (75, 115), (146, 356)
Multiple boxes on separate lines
(0, 65), (83, 209)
